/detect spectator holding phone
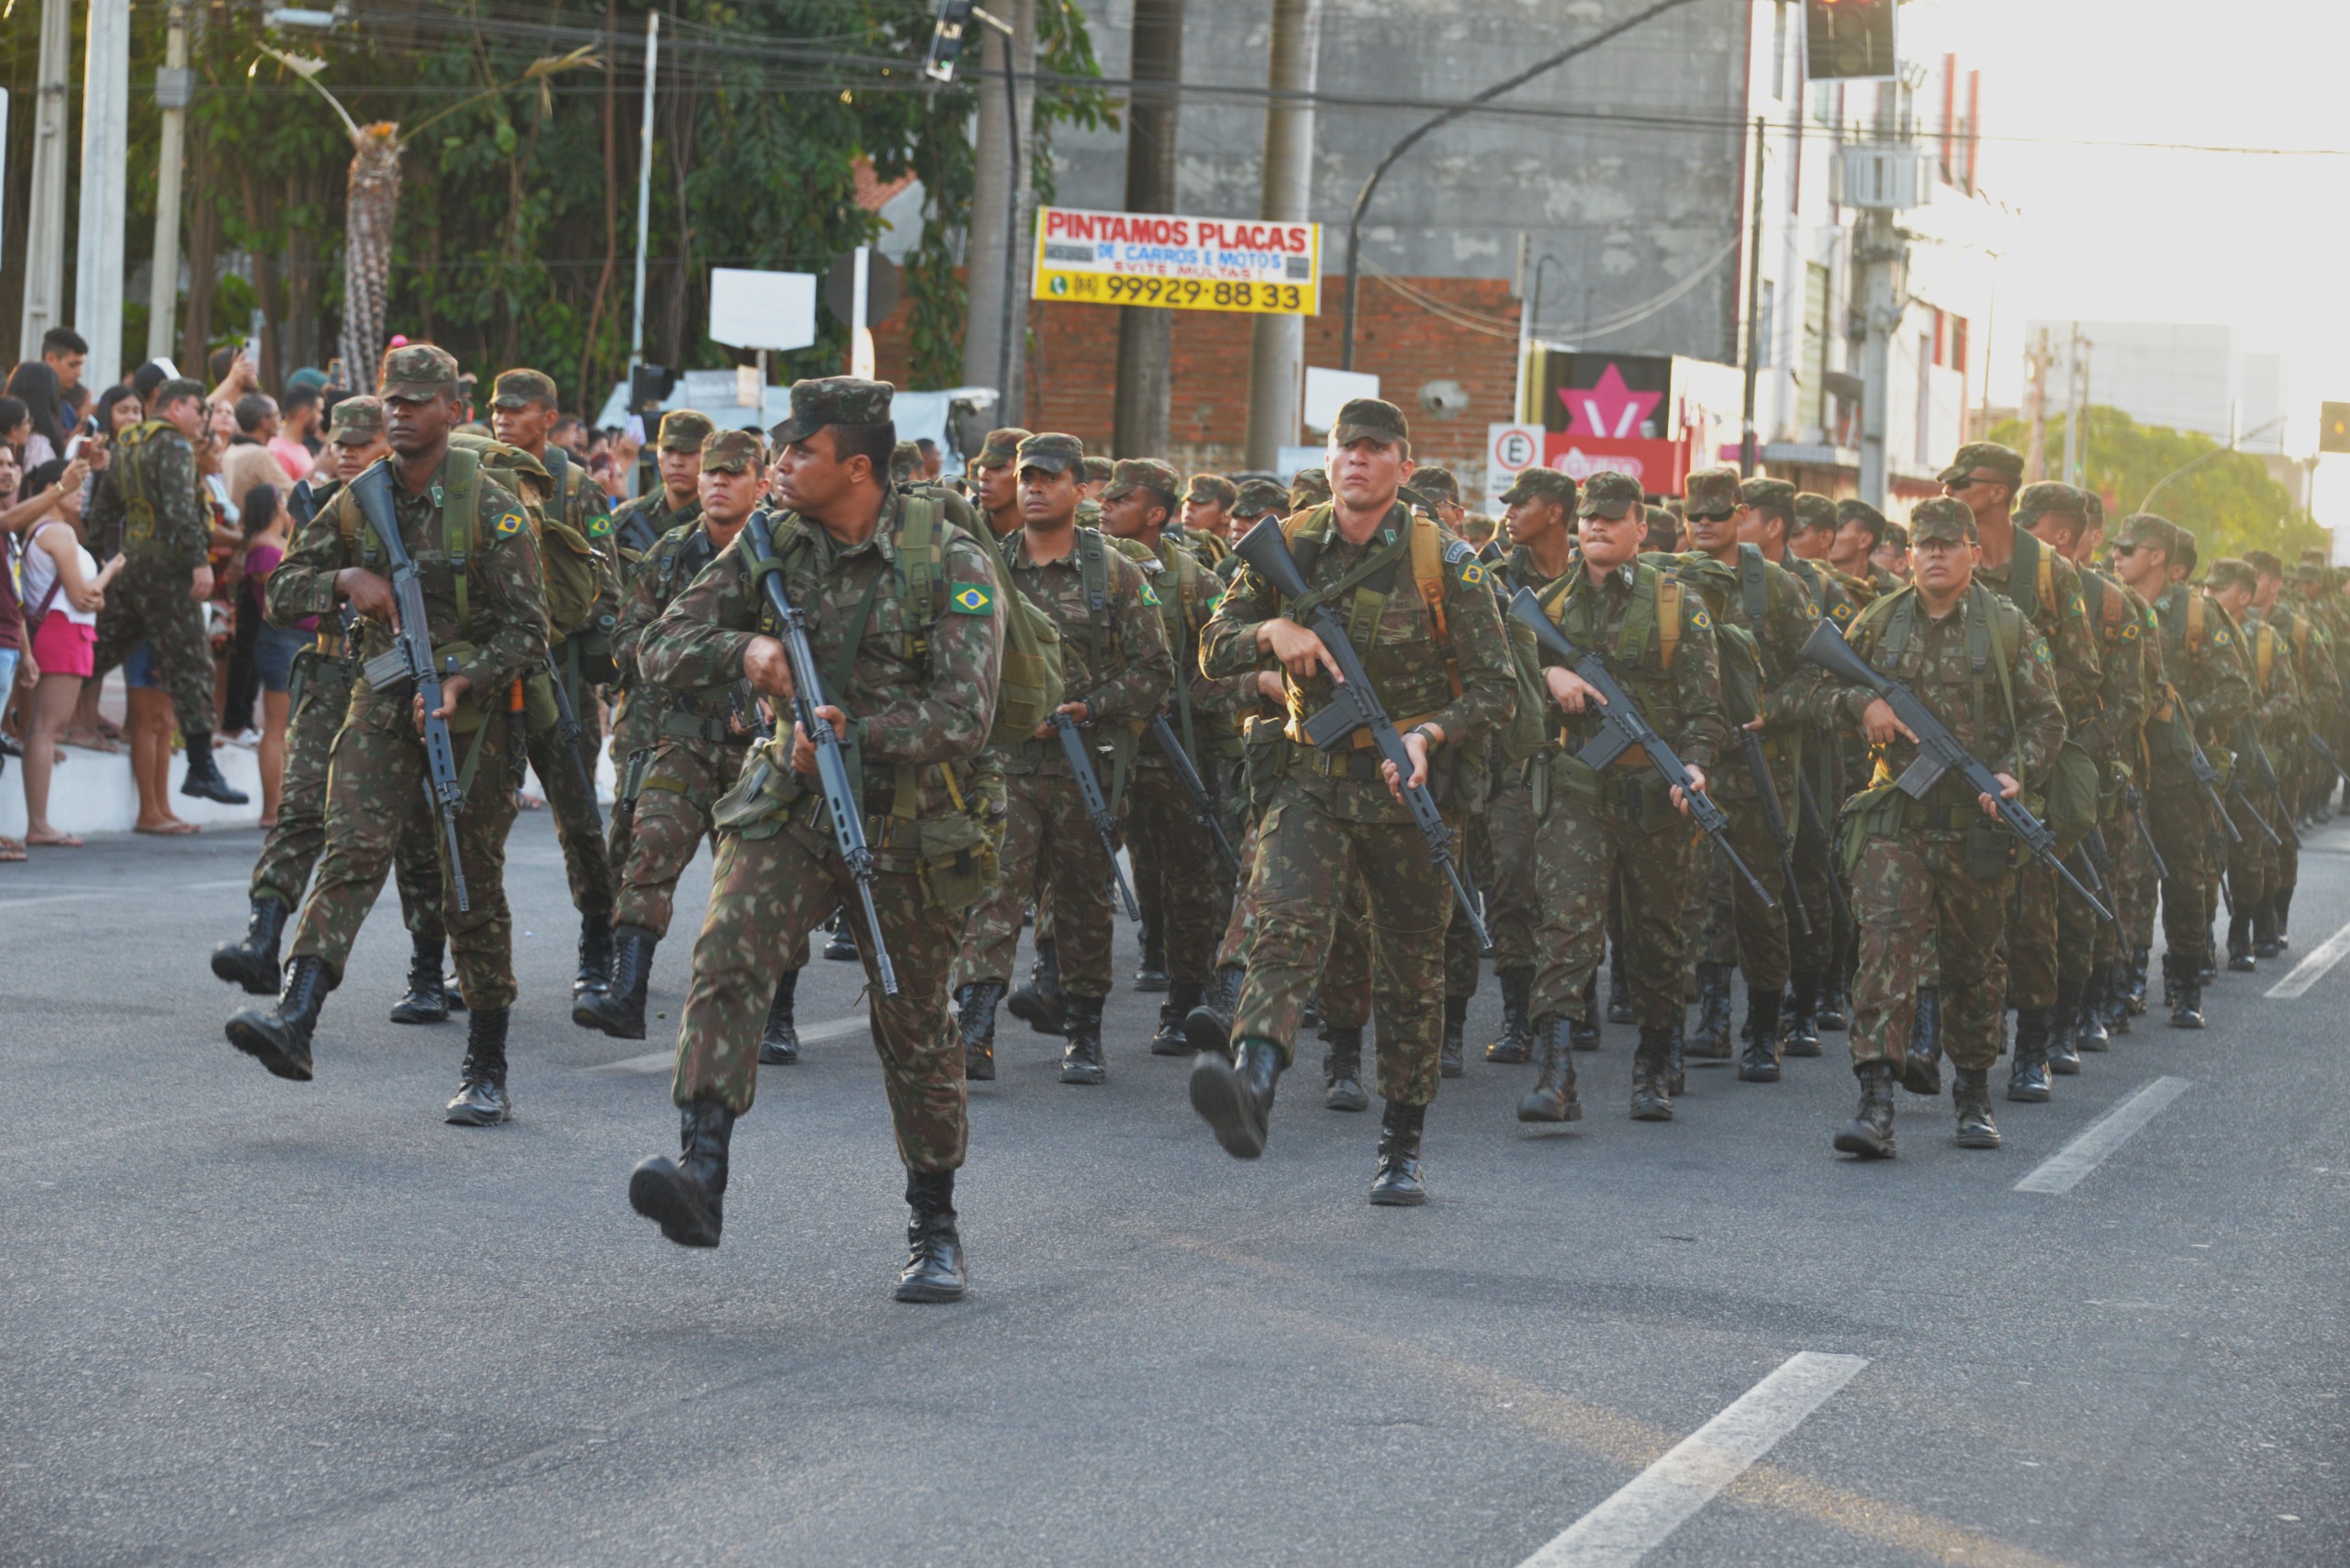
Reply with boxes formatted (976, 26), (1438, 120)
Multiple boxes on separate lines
(17, 470), (119, 847)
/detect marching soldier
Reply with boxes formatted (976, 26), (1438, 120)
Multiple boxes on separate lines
(1178, 472), (1237, 552)
(610, 409), (713, 569)
(968, 427), (1030, 539)
(2206, 558), (2300, 972)
(2247, 549), (2338, 944)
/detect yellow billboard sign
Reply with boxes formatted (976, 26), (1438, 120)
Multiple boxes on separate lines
(1033, 206), (1320, 316)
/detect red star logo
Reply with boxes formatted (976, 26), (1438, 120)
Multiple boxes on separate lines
(1560, 363), (1664, 440)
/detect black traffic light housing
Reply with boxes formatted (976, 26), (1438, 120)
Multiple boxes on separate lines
(1805, 0), (1897, 82)
(924, 0), (979, 82)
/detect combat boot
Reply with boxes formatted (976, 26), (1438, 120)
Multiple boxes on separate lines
(1737, 987), (1783, 1083)
(2253, 893), (2283, 960)
(2226, 912), (2256, 972)
(2166, 956), (2206, 1030)
(1953, 1068), (2002, 1148)
(1153, 980), (1203, 1056)
(2007, 1006), (2053, 1103)
(210, 896), (288, 995)
(445, 1007), (513, 1126)
(1629, 1026), (1675, 1120)
(1832, 1062), (1897, 1159)
(179, 735), (250, 805)
(823, 908), (858, 962)
(1006, 939), (1068, 1036)
(895, 1168), (967, 1303)
(389, 931), (453, 1025)
(2274, 886), (2295, 949)
(1369, 1100), (1428, 1205)
(1191, 1036), (1282, 1159)
(1184, 965), (1243, 1058)
(1134, 923), (1169, 992)
(1442, 993), (1471, 1077)
(1322, 1025), (1370, 1113)
(1687, 962), (1735, 1059)
(629, 1100), (734, 1248)
(1571, 974), (1603, 1050)
(574, 909), (614, 1001)
(957, 980), (1003, 1081)
(1606, 946), (1634, 1024)
(1058, 993), (1106, 1085)
(2047, 982), (2084, 1076)
(1484, 968), (1532, 1063)
(1781, 971), (1824, 1058)
(1666, 1025), (1687, 1097)
(1817, 969), (1849, 1031)
(757, 969), (801, 1066)
(1899, 987), (1943, 1096)
(225, 954), (332, 1081)
(2099, 958), (2132, 1037)
(1516, 1016), (1583, 1124)
(2126, 946), (2152, 1015)
(2074, 969), (2110, 1053)
(575, 924), (657, 1039)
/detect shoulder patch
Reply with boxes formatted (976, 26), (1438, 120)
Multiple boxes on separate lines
(1689, 607), (1712, 631)
(2120, 621), (2141, 641)
(2212, 627), (2233, 647)
(1443, 537), (1473, 565)
(494, 511), (526, 538)
(2032, 635), (2053, 666)
(1804, 598), (1822, 622)
(1459, 560), (1486, 587)
(587, 510), (612, 539)
(1138, 580), (1160, 607)
(1829, 600), (1856, 625)
(948, 581), (995, 615)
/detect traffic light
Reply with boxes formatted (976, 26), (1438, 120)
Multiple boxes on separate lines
(923, 0), (979, 82)
(2322, 401), (2350, 454)
(1805, 0), (1897, 82)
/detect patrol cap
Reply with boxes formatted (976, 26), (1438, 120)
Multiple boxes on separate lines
(1792, 492), (1838, 534)
(1413, 465), (1460, 505)
(1103, 457), (1181, 505)
(890, 441), (923, 484)
(700, 428), (767, 474)
(1880, 521), (1908, 552)
(1234, 477), (1290, 520)
(2081, 490), (2106, 529)
(1290, 467), (1333, 507)
(1186, 472), (1237, 507)
(1578, 470), (1645, 521)
(656, 409), (716, 453)
(1329, 398), (1409, 448)
(2297, 559), (2331, 586)
(2245, 549), (2284, 580)
(1740, 476), (1797, 514)
(1499, 466), (1576, 509)
(377, 342), (461, 400)
(1015, 431), (1086, 476)
(1937, 441), (2025, 487)
(152, 375), (207, 409)
(2208, 557), (2256, 592)
(490, 368), (559, 409)
(769, 375), (891, 446)
(1908, 497), (1978, 545)
(328, 395), (386, 445)
(2014, 481), (2088, 529)
(1082, 455), (1114, 485)
(1682, 465), (1743, 517)
(2115, 512), (2177, 555)
(2300, 546), (2330, 567)
(975, 426), (1032, 469)
(1835, 498), (1888, 538)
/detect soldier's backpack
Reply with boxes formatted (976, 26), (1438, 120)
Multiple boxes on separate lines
(450, 432), (607, 642)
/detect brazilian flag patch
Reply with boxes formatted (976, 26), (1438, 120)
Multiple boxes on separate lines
(588, 511), (612, 539)
(948, 582), (995, 614)
(494, 511), (526, 538)
(1139, 581), (1160, 606)
(1830, 601), (1856, 624)
(1690, 607), (1712, 631)
(2033, 635), (2053, 665)
(2121, 622), (2142, 641)
(1459, 561), (1486, 587)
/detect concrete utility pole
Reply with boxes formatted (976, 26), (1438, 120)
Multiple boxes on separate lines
(18, 0), (74, 360)
(1111, 0), (1181, 458)
(2063, 322), (2090, 487)
(1739, 115), (1765, 476)
(146, 0), (193, 364)
(1243, 0), (1319, 471)
(2022, 323), (2050, 482)
(1853, 206), (1902, 508)
(75, 0), (131, 388)
(963, 0), (1037, 422)
(628, 10), (659, 371)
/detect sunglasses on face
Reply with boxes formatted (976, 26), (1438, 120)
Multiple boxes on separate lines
(2111, 543), (2143, 558)
(1685, 510), (1735, 523)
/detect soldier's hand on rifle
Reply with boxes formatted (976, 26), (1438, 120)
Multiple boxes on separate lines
(1380, 722), (1442, 803)
(789, 705), (848, 777)
(1544, 665), (1605, 714)
(335, 567), (397, 628)
(414, 674), (471, 735)
(742, 636), (795, 700)
(1258, 617), (1343, 682)
(1979, 773), (2020, 817)
(1033, 699), (1090, 740)
(1671, 766), (1709, 817)
(1740, 715), (1766, 733)
(1862, 697), (1918, 747)
(1255, 669), (1285, 702)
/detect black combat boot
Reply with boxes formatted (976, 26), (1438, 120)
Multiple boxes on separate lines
(211, 896), (288, 995)
(1134, 923), (1169, 992)
(2226, 911), (2257, 972)
(1817, 968), (1849, 1031)
(2047, 982), (2084, 1076)
(225, 954), (332, 1081)
(824, 908), (858, 961)
(629, 1100), (735, 1248)
(2100, 958), (2132, 1037)
(1369, 1099), (1428, 1206)
(389, 930), (453, 1025)
(1630, 1025), (1675, 1121)
(2126, 946), (2152, 1015)
(2274, 886), (2295, 949)
(1441, 993), (1470, 1077)
(1571, 974), (1603, 1050)
(1606, 946), (1634, 1024)
(2075, 968), (2110, 1053)
(1485, 968), (1533, 1063)
(1153, 980), (1203, 1056)
(179, 735), (250, 804)
(1953, 1067), (2002, 1148)
(2007, 1006), (2053, 1103)
(1058, 993), (1106, 1085)
(574, 909), (615, 1001)
(757, 969), (801, 1066)
(1006, 939), (1068, 1036)
(1184, 965), (1243, 1058)
(1687, 962), (1735, 1059)
(2198, 928), (2217, 985)
(1737, 987), (1783, 1083)
(2253, 893), (2283, 960)
(1899, 987), (1943, 1096)
(445, 1007), (513, 1126)
(2166, 955), (2206, 1029)
(1781, 971), (1824, 1058)
(1322, 1025), (1370, 1113)
(957, 980), (1003, 1081)
(1191, 1036), (1282, 1159)
(1666, 1024), (1687, 1097)
(575, 924), (657, 1039)
(1516, 1016), (1583, 1124)
(894, 1168), (967, 1303)
(1832, 1062), (1897, 1159)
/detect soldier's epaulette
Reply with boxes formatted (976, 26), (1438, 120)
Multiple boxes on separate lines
(1442, 537), (1475, 566)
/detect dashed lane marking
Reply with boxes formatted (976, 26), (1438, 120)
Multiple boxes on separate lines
(2266, 917), (2350, 999)
(2014, 1076), (2192, 1194)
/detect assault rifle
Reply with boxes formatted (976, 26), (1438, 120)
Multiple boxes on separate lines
(2309, 732), (2350, 789)
(1148, 712), (1240, 875)
(2124, 782), (2171, 883)
(2246, 736), (2299, 846)
(1795, 772), (1855, 927)
(543, 655), (605, 834)
(1050, 711), (1143, 922)
(1734, 719), (1809, 935)
(2185, 732), (2244, 846)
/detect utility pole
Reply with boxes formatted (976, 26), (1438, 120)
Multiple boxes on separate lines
(146, 0), (193, 364)
(1112, 0), (1181, 458)
(75, 0), (131, 388)
(1853, 207), (1903, 509)
(2064, 322), (2090, 487)
(1739, 115), (1765, 476)
(2022, 323), (2050, 483)
(628, 10), (659, 371)
(963, 0), (1037, 422)
(18, 0), (73, 360)
(1242, 0), (1319, 471)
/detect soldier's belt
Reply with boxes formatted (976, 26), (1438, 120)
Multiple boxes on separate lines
(1902, 798), (1981, 834)
(1290, 747), (1388, 781)
(657, 711), (745, 745)
(1286, 710), (1441, 750)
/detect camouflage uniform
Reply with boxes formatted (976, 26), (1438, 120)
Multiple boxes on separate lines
(2255, 585), (2339, 940)
(87, 398), (218, 739)
(2215, 576), (2299, 963)
(611, 409), (713, 566)
(606, 416), (712, 869)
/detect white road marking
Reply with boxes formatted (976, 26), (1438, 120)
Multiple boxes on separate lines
(585, 1014), (869, 1073)
(2014, 1076), (2193, 1194)
(2266, 918), (2350, 999)
(1517, 1351), (1869, 1568)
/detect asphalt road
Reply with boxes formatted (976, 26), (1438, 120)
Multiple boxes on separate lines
(6, 812), (2349, 1566)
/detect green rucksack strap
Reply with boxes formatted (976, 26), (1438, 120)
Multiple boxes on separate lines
(897, 493), (943, 666)
(441, 446), (482, 641)
(1615, 562), (1660, 666)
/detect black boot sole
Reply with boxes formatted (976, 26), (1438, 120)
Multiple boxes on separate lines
(443, 1092), (512, 1127)
(2006, 1074), (2053, 1103)
(574, 1001), (647, 1040)
(1439, 1050), (1465, 1079)
(181, 777), (251, 806)
(1781, 1036), (1823, 1058)
(1134, 970), (1170, 993)
(1516, 1095), (1583, 1124)
(1058, 1060), (1107, 1086)
(2167, 1011), (2206, 1029)
(1183, 1007), (1233, 1058)
(1737, 1059), (1783, 1083)
(894, 1269), (967, 1303)
(1899, 1063), (1942, 1096)
(1005, 991), (1067, 1037)
(1325, 1083), (1370, 1113)
(225, 1014), (314, 1081)
(389, 994), (451, 1025)
(757, 1042), (800, 1066)
(1149, 1031), (1192, 1057)
(1483, 1042), (1531, 1064)
(2048, 1052), (2082, 1076)
(1189, 1054), (1269, 1159)
(1832, 1126), (1897, 1159)
(1368, 1178), (1427, 1206)
(628, 1159), (722, 1247)
(1630, 1098), (1673, 1122)
(210, 947), (280, 996)
(1954, 1125), (2003, 1149)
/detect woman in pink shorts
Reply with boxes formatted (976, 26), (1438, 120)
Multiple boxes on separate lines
(18, 487), (118, 846)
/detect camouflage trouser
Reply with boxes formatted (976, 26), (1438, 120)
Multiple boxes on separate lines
(2275, 769), (2303, 894)
(2145, 780), (2213, 969)
(2116, 814), (2159, 953)
(670, 818), (965, 1171)
(288, 704), (520, 1010)
(1214, 814), (1261, 970)
(603, 686), (664, 875)
(1440, 806), (1492, 999)
(611, 735), (753, 938)
(1530, 788), (1695, 1028)
(90, 557), (216, 738)
(524, 700), (613, 917)
(1230, 778), (1449, 1107)
(1850, 832), (2014, 1073)
(2224, 791), (2279, 924)
(2004, 862), (2059, 1009)
(1320, 875), (1374, 1032)
(1484, 770), (1543, 974)
(1786, 798), (1841, 980)
(959, 767), (1116, 997)
(1123, 761), (1225, 988)
(1701, 790), (1795, 994)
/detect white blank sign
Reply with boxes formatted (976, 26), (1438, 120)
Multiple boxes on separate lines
(710, 268), (817, 353)
(1303, 366), (1381, 432)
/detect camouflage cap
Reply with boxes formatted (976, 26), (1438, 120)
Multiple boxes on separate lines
(2297, 559), (2331, 586)
(152, 375), (207, 409)
(377, 342), (461, 400)
(2207, 557), (2257, 592)
(1015, 431), (1086, 476)
(1330, 398), (1409, 448)
(1103, 457), (1181, 504)
(1836, 498), (1888, 533)
(490, 368), (559, 409)
(1290, 467), (1333, 507)
(1498, 466), (1576, 509)
(1577, 470), (1645, 521)
(1936, 441), (2025, 487)
(975, 426), (1033, 469)
(327, 395), (386, 445)
(700, 428), (767, 475)
(2114, 512), (2177, 553)
(2300, 546), (2331, 566)
(2080, 490), (2106, 528)
(2013, 480), (2088, 528)
(656, 409), (717, 453)
(1186, 472), (1237, 507)
(890, 442), (923, 484)
(1413, 465), (1460, 505)
(1792, 492), (1838, 534)
(1908, 496), (1978, 545)
(769, 375), (891, 446)
(1683, 465), (1743, 517)
(1234, 477), (1291, 520)
(1740, 476), (1797, 513)
(1082, 454), (1115, 484)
